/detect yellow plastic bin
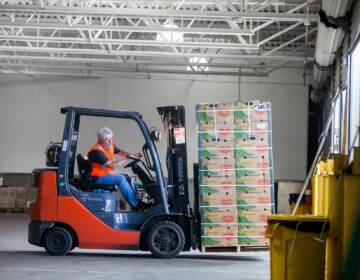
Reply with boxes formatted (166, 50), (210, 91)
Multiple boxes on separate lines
(266, 215), (329, 280)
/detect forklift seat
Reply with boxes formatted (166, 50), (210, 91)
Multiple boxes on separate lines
(76, 153), (116, 192)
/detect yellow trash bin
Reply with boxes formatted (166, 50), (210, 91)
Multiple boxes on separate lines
(266, 215), (329, 280)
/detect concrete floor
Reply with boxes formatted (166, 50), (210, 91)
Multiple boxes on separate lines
(0, 213), (269, 280)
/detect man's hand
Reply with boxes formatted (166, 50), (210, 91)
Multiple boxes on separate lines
(129, 153), (142, 159)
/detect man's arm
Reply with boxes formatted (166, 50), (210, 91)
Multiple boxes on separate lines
(114, 146), (141, 158)
(88, 150), (123, 169)
(114, 146), (130, 158)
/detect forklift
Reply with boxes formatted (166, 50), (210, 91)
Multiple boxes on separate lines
(28, 106), (201, 258)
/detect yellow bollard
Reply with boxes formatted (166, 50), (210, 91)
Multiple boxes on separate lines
(312, 174), (319, 215)
(324, 175), (344, 280)
(352, 147), (360, 175)
(333, 154), (346, 175)
(343, 175), (360, 258)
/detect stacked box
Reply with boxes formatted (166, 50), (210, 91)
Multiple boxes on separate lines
(238, 224), (269, 246)
(237, 205), (272, 224)
(200, 186), (236, 206)
(197, 101), (274, 249)
(202, 224), (238, 247)
(199, 169), (236, 186)
(0, 187), (27, 209)
(201, 206), (238, 224)
(234, 131), (271, 148)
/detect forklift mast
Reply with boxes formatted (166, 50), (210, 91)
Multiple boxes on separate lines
(157, 106), (189, 213)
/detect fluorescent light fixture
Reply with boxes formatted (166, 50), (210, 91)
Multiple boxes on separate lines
(186, 57), (209, 72)
(156, 23), (183, 42)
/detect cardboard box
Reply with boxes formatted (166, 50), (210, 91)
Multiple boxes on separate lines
(234, 101), (270, 111)
(234, 131), (271, 148)
(250, 109), (269, 122)
(199, 132), (235, 149)
(234, 147), (271, 158)
(234, 120), (270, 131)
(237, 190), (272, 206)
(236, 168), (272, 179)
(197, 110), (234, 125)
(202, 224), (238, 236)
(0, 187), (26, 209)
(236, 176), (272, 186)
(202, 224), (238, 247)
(236, 185), (270, 193)
(215, 111), (234, 125)
(238, 224), (267, 235)
(199, 148), (235, 160)
(234, 109), (269, 122)
(198, 122), (235, 132)
(197, 111), (215, 123)
(0, 196), (16, 209)
(200, 171), (236, 186)
(199, 169), (236, 186)
(238, 205), (272, 224)
(238, 224), (268, 246)
(238, 236), (269, 246)
(197, 103), (234, 111)
(200, 186), (236, 206)
(201, 206), (238, 223)
(200, 176), (236, 186)
(236, 158), (271, 169)
(200, 157), (236, 170)
(236, 167), (272, 176)
(202, 236), (238, 247)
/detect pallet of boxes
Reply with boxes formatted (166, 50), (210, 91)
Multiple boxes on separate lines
(0, 184), (27, 213)
(197, 101), (274, 252)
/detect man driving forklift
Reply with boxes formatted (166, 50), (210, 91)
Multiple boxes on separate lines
(88, 127), (148, 211)
(28, 106), (194, 258)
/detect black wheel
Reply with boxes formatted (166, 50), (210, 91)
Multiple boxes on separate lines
(43, 227), (73, 256)
(147, 221), (185, 259)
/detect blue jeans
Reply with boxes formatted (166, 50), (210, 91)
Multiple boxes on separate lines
(96, 173), (139, 208)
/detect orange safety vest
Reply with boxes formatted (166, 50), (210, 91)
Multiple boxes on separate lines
(88, 141), (115, 177)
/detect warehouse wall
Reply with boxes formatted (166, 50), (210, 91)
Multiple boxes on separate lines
(0, 69), (308, 180)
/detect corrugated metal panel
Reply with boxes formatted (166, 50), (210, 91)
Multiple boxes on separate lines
(351, 0), (360, 46)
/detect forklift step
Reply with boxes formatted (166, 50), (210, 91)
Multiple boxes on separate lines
(201, 245), (269, 253)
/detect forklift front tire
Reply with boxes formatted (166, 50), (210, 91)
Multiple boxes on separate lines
(43, 227), (73, 256)
(147, 221), (185, 259)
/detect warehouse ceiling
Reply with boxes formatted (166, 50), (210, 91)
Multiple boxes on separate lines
(0, 0), (321, 77)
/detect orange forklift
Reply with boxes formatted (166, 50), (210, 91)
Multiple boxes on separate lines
(28, 106), (201, 258)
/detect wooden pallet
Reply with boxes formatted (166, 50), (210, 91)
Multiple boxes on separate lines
(0, 208), (27, 213)
(201, 245), (269, 253)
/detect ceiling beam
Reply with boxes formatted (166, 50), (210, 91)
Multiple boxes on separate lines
(0, 45), (314, 61)
(0, 22), (254, 36)
(0, 54), (308, 69)
(0, 35), (259, 50)
(0, 68), (268, 77)
(0, 6), (319, 22)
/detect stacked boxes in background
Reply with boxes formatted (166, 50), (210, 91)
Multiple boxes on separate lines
(0, 187), (27, 210)
(197, 101), (274, 248)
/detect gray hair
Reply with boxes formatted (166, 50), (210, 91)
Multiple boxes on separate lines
(97, 127), (113, 141)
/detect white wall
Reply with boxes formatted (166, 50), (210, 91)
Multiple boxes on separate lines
(0, 69), (308, 180)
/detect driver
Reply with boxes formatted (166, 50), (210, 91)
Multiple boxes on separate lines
(87, 127), (146, 211)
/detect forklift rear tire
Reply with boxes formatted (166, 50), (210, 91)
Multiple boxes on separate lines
(147, 221), (185, 259)
(43, 227), (73, 256)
